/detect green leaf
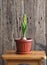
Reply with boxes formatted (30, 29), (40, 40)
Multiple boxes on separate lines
(21, 14), (27, 37)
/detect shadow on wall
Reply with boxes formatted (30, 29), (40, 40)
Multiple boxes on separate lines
(34, 43), (46, 50)
(34, 42), (46, 54)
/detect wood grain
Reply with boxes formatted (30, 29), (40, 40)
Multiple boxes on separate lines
(2, 50), (45, 60)
(2, 51), (45, 65)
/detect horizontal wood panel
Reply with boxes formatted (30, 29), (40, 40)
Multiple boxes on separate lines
(2, 51), (45, 60)
(6, 60), (38, 65)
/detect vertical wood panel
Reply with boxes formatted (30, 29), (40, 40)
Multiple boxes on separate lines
(0, 8), (2, 65)
(35, 0), (46, 50)
(0, 9), (2, 55)
(2, 0), (24, 51)
(13, 0), (24, 49)
(2, 0), (13, 51)
(14, 0), (24, 38)
(24, 0), (35, 38)
(24, 0), (35, 49)
(45, 0), (47, 54)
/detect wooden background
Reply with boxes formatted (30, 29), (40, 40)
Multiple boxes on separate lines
(0, 0), (46, 65)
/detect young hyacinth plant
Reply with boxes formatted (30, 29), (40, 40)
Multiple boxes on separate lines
(21, 14), (27, 40)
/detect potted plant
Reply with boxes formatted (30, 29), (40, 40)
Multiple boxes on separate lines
(15, 14), (32, 54)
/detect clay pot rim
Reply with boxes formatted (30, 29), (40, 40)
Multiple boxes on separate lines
(14, 38), (33, 41)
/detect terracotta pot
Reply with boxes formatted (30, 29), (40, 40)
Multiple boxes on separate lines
(14, 38), (32, 54)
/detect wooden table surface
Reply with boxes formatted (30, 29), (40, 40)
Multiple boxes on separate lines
(2, 50), (46, 60)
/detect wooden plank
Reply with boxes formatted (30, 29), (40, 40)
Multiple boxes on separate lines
(24, 0), (35, 38)
(2, 0), (24, 51)
(0, 8), (2, 65)
(35, 0), (46, 45)
(2, 51), (45, 60)
(6, 60), (38, 65)
(13, 0), (24, 49)
(0, 19), (1, 55)
(13, 0), (24, 38)
(34, 0), (46, 50)
(2, 0), (14, 51)
(24, 0), (35, 49)
(45, 0), (47, 55)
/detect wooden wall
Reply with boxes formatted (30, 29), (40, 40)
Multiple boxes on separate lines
(0, 0), (46, 65)
(34, 0), (46, 50)
(1, 0), (35, 52)
(45, 0), (47, 55)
